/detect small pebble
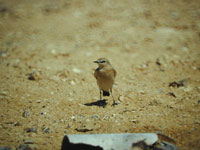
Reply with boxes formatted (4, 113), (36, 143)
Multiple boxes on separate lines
(72, 68), (81, 73)
(22, 109), (31, 118)
(71, 116), (76, 121)
(42, 127), (50, 133)
(24, 139), (34, 144)
(70, 80), (76, 85)
(17, 144), (31, 150)
(26, 128), (37, 133)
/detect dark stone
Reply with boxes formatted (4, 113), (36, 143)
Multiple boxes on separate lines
(198, 100), (200, 104)
(26, 128), (37, 133)
(169, 78), (188, 88)
(75, 128), (93, 133)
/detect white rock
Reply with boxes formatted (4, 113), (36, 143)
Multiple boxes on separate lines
(138, 90), (145, 94)
(71, 116), (76, 120)
(36, 100), (41, 103)
(72, 68), (81, 73)
(70, 80), (76, 85)
(192, 66), (197, 70)
(51, 49), (56, 54)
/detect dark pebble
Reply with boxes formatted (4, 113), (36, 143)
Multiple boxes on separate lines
(26, 128), (37, 133)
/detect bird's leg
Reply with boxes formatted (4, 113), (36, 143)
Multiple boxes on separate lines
(100, 90), (102, 100)
(110, 88), (117, 106)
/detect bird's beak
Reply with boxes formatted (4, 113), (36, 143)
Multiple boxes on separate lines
(93, 60), (99, 63)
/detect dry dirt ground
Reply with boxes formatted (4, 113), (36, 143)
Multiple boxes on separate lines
(0, 0), (200, 149)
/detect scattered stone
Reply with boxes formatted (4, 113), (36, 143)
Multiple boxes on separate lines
(42, 127), (50, 133)
(167, 92), (176, 98)
(70, 80), (76, 85)
(0, 147), (12, 150)
(24, 139), (35, 144)
(72, 68), (81, 73)
(156, 58), (161, 66)
(14, 122), (21, 126)
(75, 128), (93, 133)
(192, 66), (197, 70)
(17, 144), (31, 150)
(0, 50), (8, 57)
(36, 100), (41, 103)
(26, 72), (41, 81)
(198, 100), (200, 104)
(40, 112), (47, 115)
(71, 116), (76, 121)
(138, 90), (145, 94)
(156, 56), (168, 67)
(139, 63), (147, 69)
(0, 90), (7, 96)
(90, 115), (99, 120)
(5, 121), (14, 125)
(169, 78), (188, 88)
(26, 128), (37, 133)
(22, 109), (31, 118)
(131, 120), (137, 123)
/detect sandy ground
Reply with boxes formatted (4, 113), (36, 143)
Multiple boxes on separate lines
(0, 0), (200, 149)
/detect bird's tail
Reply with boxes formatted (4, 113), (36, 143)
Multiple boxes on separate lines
(103, 90), (110, 96)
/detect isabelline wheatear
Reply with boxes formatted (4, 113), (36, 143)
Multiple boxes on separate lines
(94, 58), (117, 106)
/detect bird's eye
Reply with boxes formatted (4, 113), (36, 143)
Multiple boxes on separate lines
(100, 61), (106, 63)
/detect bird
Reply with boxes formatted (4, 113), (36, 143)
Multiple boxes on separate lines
(93, 58), (117, 106)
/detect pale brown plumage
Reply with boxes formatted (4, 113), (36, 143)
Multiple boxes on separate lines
(94, 58), (117, 106)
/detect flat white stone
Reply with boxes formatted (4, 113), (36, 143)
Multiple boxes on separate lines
(66, 133), (158, 150)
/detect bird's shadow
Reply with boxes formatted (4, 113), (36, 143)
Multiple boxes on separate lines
(84, 99), (107, 108)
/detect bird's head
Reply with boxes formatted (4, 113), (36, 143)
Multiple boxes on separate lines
(94, 58), (111, 68)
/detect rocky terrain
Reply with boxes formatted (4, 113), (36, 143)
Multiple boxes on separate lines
(0, 0), (200, 149)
